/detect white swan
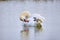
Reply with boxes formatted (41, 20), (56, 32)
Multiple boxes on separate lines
(20, 11), (45, 33)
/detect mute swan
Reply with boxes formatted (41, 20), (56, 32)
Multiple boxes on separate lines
(20, 11), (45, 33)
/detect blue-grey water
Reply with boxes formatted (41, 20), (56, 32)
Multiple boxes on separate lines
(0, 1), (60, 40)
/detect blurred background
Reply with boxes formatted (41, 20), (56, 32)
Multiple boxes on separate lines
(0, 0), (59, 1)
(0, 0), (60, 40)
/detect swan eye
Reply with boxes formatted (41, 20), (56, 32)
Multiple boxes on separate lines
(33, 17), (37, 21)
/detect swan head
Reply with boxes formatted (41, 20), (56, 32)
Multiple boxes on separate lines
(20, 11), (31, 22)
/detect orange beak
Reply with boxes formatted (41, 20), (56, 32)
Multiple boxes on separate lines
(24, 19), (29, 22)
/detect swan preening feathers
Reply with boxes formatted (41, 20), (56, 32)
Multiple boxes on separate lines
(20, 11), (45, 32)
